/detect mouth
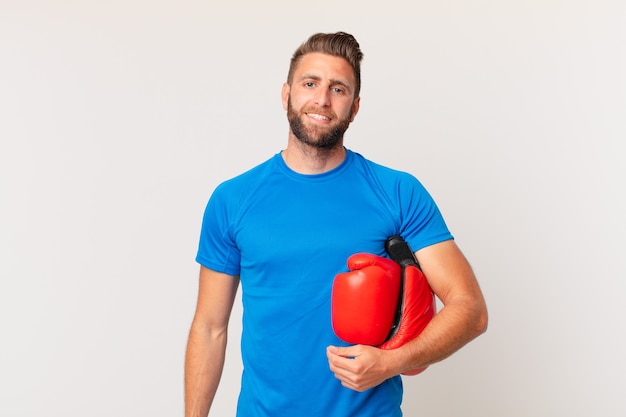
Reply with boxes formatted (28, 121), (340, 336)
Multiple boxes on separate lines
(305, 112), (332, 122)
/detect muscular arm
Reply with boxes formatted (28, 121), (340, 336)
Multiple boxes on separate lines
(327, 240), (487, 390)
(185, 266), (239, 417)
(397, 239), (488, 370)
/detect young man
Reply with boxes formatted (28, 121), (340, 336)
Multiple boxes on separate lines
(185, 32), (488, 417)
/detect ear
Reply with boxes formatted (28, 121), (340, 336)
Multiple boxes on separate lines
(281, 83), (290, 111)
(350, 96), (361, 122)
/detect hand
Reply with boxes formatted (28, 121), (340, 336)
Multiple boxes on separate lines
(326, 345), (397, 392)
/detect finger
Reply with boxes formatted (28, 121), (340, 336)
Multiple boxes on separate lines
(327, 353), (353, 375)
(327, 344), (359, 358)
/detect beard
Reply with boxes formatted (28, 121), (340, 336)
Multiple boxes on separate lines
(287, 97), (352, 150)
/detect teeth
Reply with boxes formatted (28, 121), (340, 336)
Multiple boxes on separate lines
(308, 113), (330, 121)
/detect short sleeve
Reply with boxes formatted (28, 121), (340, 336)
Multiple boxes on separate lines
(397, 173), (454, 252)
(195, 183), (241, 276)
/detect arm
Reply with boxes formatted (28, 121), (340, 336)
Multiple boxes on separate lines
(185, 266), (240, 417)
(327, 239), (487, 391)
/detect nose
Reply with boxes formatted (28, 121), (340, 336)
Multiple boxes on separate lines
(315, 87), (331, 107)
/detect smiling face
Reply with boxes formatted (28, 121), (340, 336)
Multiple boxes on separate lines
(282, 52), (360, 150)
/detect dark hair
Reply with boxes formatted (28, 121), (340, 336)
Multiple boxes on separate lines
(287, 32), (364, 98)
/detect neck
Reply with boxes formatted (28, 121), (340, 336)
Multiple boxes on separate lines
(282, 133), (346, 174)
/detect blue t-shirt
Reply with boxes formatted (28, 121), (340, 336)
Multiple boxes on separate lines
(196, 149), (453, 417)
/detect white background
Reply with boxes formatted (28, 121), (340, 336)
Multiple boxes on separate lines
(1, 1), (624, 416)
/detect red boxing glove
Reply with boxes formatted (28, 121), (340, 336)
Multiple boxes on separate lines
(380, 236), (436, 375)
(331, 253), (401, 346)
(378, 263), (435, 375)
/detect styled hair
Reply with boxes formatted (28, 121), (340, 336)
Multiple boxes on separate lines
(287, 32), (364, 98)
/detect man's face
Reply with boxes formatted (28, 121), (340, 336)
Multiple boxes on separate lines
(282, 52), (360, 149)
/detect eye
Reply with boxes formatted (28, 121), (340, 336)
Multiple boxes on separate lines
(304, 82), (316, 88)
(332, 87), (345, 94)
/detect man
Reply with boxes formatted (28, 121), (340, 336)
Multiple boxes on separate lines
(185, 32), (487, 417)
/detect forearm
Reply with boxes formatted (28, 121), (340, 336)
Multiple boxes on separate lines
(388, 240), (488, 373)
(394, 294), (487, 373)
(184, 322), (228, 417)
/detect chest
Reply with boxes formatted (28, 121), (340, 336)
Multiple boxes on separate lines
(235, 178), (399, 275)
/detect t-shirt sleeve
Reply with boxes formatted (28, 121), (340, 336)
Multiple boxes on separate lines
(195, 184), (241, 276)
(397, 173), (454, 252)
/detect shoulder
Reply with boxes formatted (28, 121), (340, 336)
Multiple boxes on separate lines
(213, 153), (280, 196)
(348, 149), (425, 190)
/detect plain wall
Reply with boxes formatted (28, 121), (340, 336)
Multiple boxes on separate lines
(1, 1), (624, 416)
